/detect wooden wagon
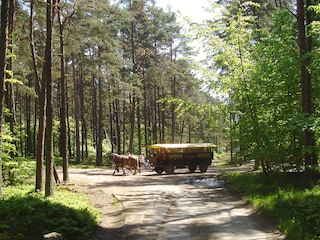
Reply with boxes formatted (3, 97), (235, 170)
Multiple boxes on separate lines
(147, 143), (216, 174)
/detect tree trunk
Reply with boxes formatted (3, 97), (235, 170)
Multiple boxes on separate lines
(152, 87), (157, 143)
(44, 0), (54, 197)
(66, 73), (73, 159)
(122, 99), (126, 153)
(29, 0), (40, 158)
(79, 68), (88, 159)
(72, 53), (81, 163)
(129, 94), (136, 153)
(96, 75), (103, 166)
(0, 0), (9, 199)
(143, 79), (149, 147)
(33, 0), (46, 192)
(171, 60), (177, 143)
(91, 74), (97, 150)
(26, 81), (32, 156)
(114, 99), (121, 153)
(180, 119), (184, 143)
(297, 0), (317, 188)
(137, 98), (141, 154)
(109, 103), (114, 153)
(5, 0), (15, 146)
(58, 7), (69, 182)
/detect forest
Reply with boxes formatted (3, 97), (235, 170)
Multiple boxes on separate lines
(0, 0), (319, 192)
(0, 0), (320, 238)
(0, 0), (224, 197)
(0, 0), (317, 203)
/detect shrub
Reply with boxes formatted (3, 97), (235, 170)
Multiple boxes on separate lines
(2, 157), (36, 186)
(0, 185), (101, 240)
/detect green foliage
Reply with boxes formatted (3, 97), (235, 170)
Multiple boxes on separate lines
(1, 121), (29, 186)
(223, 172), (320, 239)
(195, 2), (309, 172)
(0, 185), (100, 240)
(2, 158), (36, 186)
(2, 121), (18, 160)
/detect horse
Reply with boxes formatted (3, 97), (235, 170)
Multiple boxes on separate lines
(109, 153), (123, 175)
(128, 154), (140, 174)
(110, 153), (139, 175)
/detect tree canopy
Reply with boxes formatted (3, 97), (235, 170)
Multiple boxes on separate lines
(1, 0), (320, 196)
(195, 0), (319, 186)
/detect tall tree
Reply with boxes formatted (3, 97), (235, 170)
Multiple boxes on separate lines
(5, 0), (15, 140)
(57, 0), (78, 182)
(96, 74), (103, 165)
(0, 0), (9, 199)
(35, 0), (47, 191)
(72, 53), (81, 163)
(44, 0), (54, 197)
(297, 0), (317, 187)
(58, 2), (69, 181)
(29, 0), (41, 159)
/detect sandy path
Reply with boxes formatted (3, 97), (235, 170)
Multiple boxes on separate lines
(61, 164), (286, 240)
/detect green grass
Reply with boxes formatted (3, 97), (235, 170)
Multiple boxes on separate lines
(0, 184), (101, 240)
(222, 171), (320, 240)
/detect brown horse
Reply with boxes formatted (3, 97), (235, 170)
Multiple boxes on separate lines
(110, 153), (139, 175)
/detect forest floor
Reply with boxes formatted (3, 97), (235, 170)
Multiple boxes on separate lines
(61, 159), (287, 240)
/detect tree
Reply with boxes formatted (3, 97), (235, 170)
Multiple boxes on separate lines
(71, 53), (81, 164)
(44, 0), (55, 197)
(0, 0), (9, 199)
(297, 0), (317, 187)
(196, 0), (305, 172)
(57, 0), (78, 182)
(28, 0), (41, 159)
(0, 0), (223, 183)
(5, 0), (16, 141)
(35, 0), (47, 191)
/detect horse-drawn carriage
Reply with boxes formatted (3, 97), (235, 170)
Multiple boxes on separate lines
(147, 143), (216, 174)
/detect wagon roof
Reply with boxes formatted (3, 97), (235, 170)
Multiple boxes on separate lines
(148, 143), (217, 149)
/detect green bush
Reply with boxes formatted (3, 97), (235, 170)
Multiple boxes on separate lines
(0, 185), (101, 240)
(2, 157), (36, 185)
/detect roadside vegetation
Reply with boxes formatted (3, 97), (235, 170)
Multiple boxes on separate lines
(0, 157), (101, 240)
(220, 158), (320, 240)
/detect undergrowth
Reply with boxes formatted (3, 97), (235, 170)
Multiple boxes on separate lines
(0, 184), (101, 240)
(222, 171), (320, 240)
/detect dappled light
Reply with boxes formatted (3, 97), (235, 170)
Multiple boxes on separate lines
(0, 193), (98, 240)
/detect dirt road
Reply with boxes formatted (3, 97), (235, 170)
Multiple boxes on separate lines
(64, 164), (286, 240)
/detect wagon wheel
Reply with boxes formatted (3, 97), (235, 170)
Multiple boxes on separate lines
(155, 167), (164, 175)
(199, 162), (208, 173)
(164, 164), (174, 174)
(188, 163), (197, 173)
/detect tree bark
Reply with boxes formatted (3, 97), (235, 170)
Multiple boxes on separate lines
(5, 0), (15, 145)
(34, 0), (46, 192)
(137, 98), (141, 154)
(58, 4), (69, 182)
(29, 0), (40, 158)
(152, 87), (157, 143)
(96, 75), (103, 166)
(79, 68), (88, 159)
(297, 0), (317, 188)
(0, 0), (9, 199)
(92, 74), (97, 150)
(44, 0), (54, 197)
(113, 99), (121, 153)
(171, 95), (176, 143)
(72, 53), (81, 163)
(129, 94), (136, 153)
(109, 103), (114, 153)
